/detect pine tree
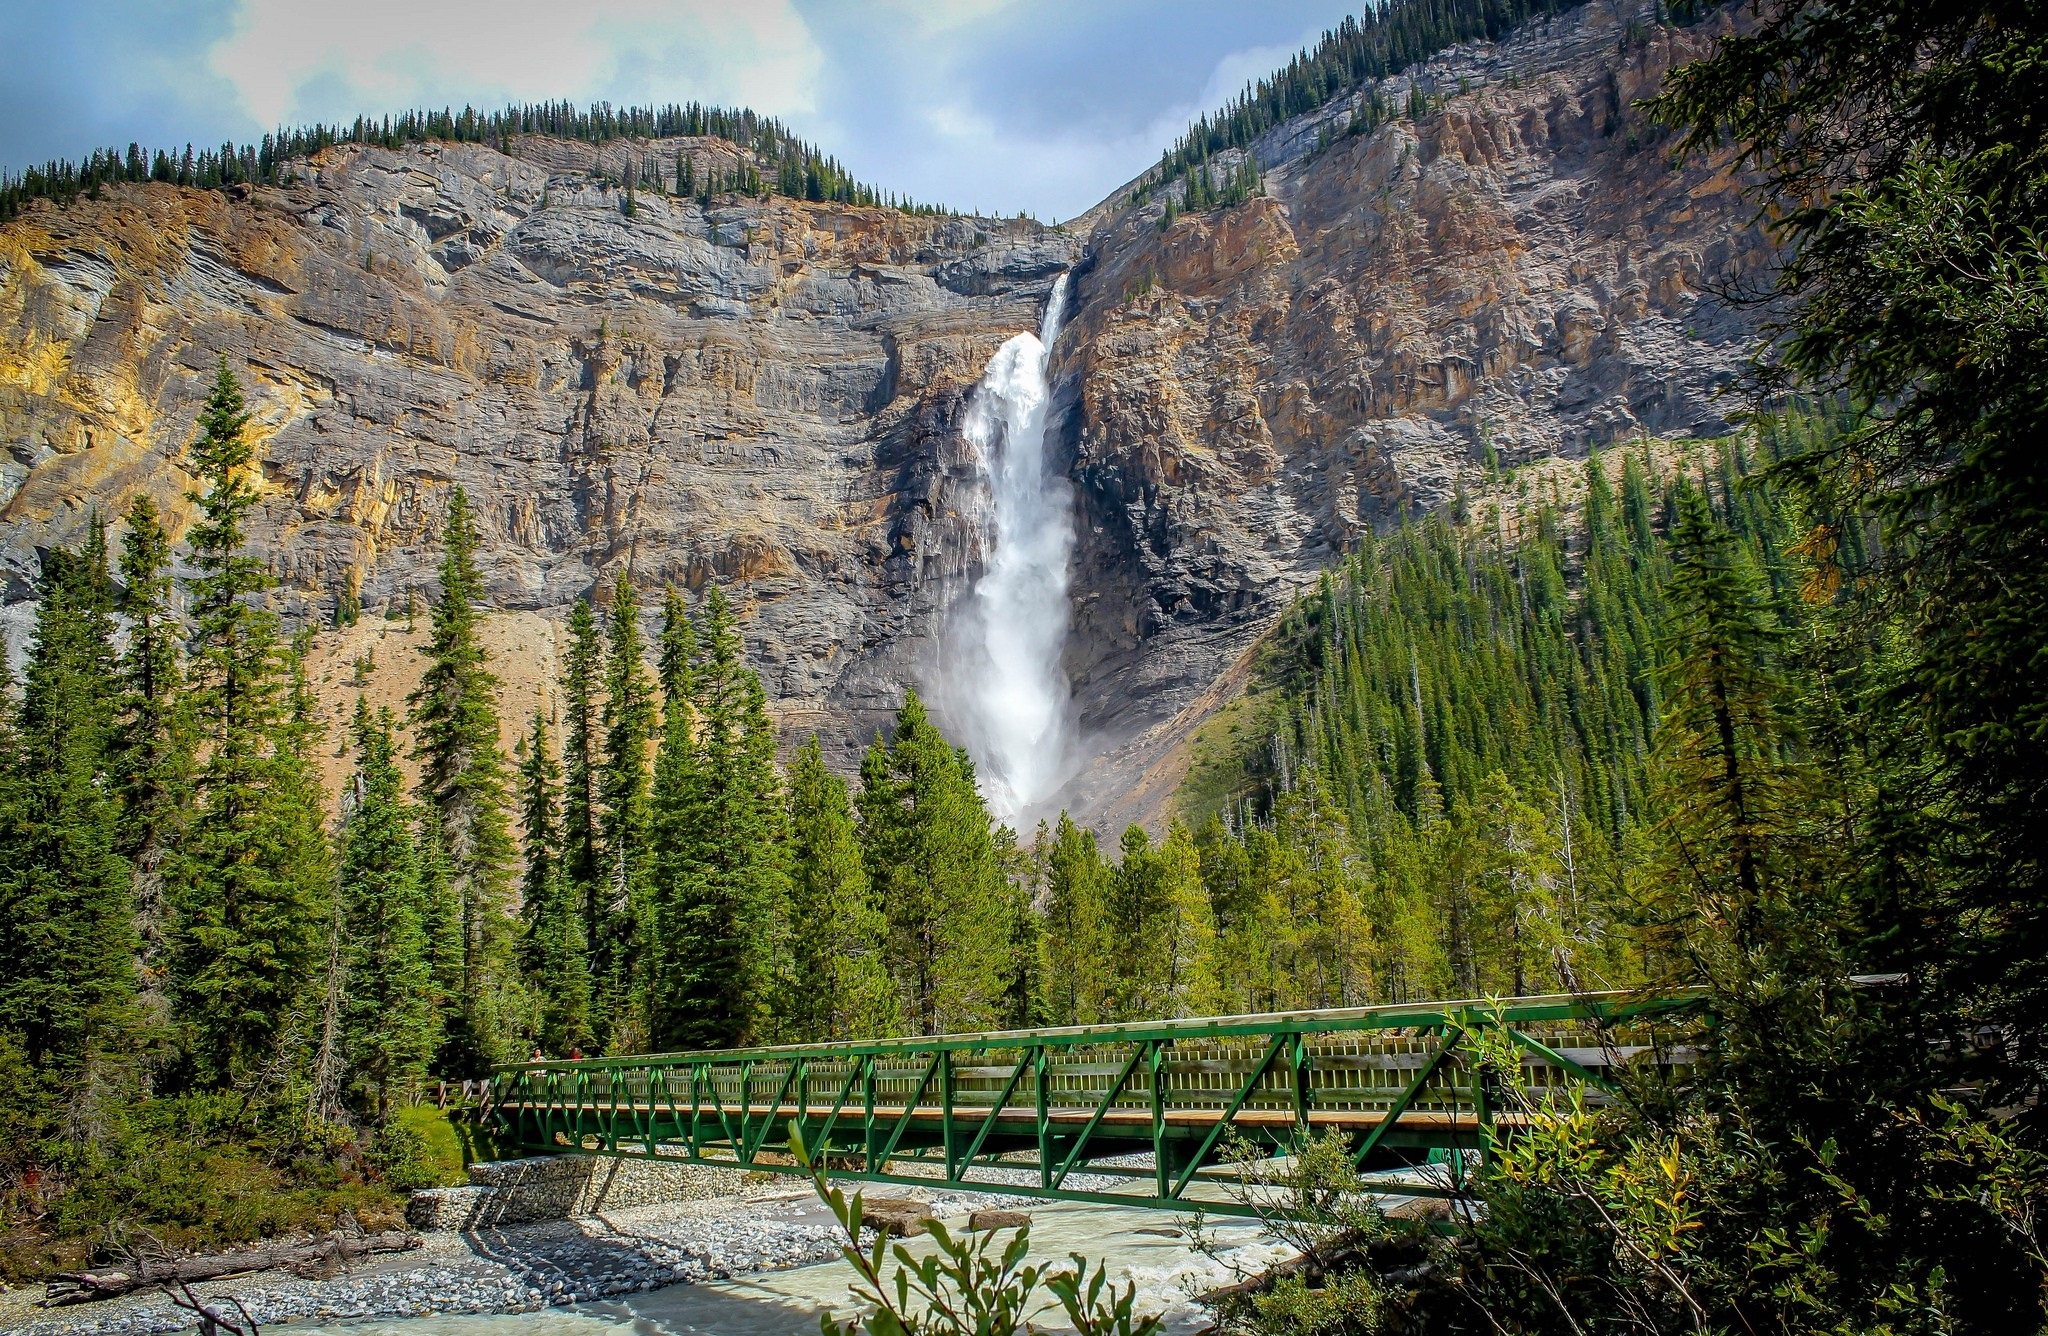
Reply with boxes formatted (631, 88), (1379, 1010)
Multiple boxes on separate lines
(1036, 814), (1111, 1025)
(170, 360), (330, 1086)
(113, 494), (190, 1035)
(595, 571), (655, 1049)
(412, 486), (519, 1073)
(0, 528), (138, 1077)
(517, 710), (592, 1055)
(1652, 484), (1800, 955)
(339, 701), (437, 1119)
(559, 597), (603, 1033)
(647, 585), (786, 1049)
(781, 737), (896, 1041)
(858, 691), (1013, 1035)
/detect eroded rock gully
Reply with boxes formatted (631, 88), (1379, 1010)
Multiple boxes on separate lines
(0, 0), (1762, 826)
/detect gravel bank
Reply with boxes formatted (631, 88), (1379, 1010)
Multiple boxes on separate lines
(0, 1165), (1187, 1336)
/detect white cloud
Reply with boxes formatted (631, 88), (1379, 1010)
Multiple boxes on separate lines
(208, 0), (824, 129)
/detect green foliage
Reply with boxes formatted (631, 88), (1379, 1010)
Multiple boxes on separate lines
(517, 710), (593, 1055)
(1655, 0), (2048, 1096)
(648, 584), (787, 1049)
(559, 594), (604, 1005)
(0, 521), (138, 1076)
(411, 486), (521, 1075)
(0, 1092), (405, 1284)
(169, 359), (332, 1087)
(790, 1126), (1164, 1336)
(780, 736), (898, 1041)
(338, 701), (437, 1118)
(583, 572), (657, 1049)
(858, 692), (1018, 1035)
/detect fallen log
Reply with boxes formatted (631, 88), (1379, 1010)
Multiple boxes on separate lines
(43, 1230), (421, 1306)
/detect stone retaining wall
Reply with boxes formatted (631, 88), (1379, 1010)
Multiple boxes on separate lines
(407, 1155), (750, 1230)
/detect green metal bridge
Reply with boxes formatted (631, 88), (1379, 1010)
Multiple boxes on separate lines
(485, 989), (1703, 1216)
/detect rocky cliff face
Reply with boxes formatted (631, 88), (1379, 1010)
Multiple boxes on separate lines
(1051, 0), (1764, 826)
(0, 0), (1760, 823)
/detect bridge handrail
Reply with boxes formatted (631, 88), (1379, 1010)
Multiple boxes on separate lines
(492, 987), (1709, 1074)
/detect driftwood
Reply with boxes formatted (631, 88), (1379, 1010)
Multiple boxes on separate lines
(43, 1230), (420, 1306)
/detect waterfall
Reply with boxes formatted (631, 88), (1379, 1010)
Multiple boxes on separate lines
(947, 275), (1076, 823)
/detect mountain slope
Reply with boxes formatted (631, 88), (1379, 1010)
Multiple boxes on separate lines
(0, 0), (1760, 823)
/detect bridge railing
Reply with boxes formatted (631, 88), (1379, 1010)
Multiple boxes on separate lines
(486, 989), (1705, 1213)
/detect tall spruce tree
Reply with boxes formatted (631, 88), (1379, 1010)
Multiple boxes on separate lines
(339, 701), (437, 1119)
(1651, 484), (1801, 960)
(411, 485), (519, 1073)
(780, 737), (896, 1041)
(112, 494), (190, 1034)
(517, 710), (592, 1055)
(857, 691), (1013, 1034)
(0, 527), (138, 1078)
(1036, 814), (1111, 1025)
(559, 597), (603, 1041)
(595, 571), (655, 1050)
(170, 359), (330, 1086)
(647, 585), (786, 1050)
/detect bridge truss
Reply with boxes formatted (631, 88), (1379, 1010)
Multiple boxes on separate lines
(486, 990), (1702, 1215)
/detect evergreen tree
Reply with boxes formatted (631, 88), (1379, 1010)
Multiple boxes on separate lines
(418, 806), (463, 1025)
(112, 494), (190, 1033)
(411, 485), (519, 1073)
(595, 571), (655, 1050)
(1036, 814), (1111, 1025)
(339, 701), (436, 1119)
(648, 585), (786, 1050)
(0, 528), (138, 1077)
(169, 360), (330, 1086)
(1651, 484), (1800, 958)
(517, 711), (592, 1055)
(780, 738), (896, 1040)
(559, 598), (603, 1024)
(858, 691), (1013, 1035)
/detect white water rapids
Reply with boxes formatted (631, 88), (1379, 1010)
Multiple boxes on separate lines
(946, 275), (1077, 823)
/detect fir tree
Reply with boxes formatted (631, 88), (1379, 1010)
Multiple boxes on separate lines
(858, 691), (1013, 1034)
(0, 529), (138, 1076)
(780, 737), (895, 1041)
(112, 494), (190, 1033)
(339, 701), (437, 1119)
(517, 711), (592, 1055)
(411, 486), (519, 1073)
(647, 585), (786, 1049)
(559, 598), (604, 1018)
(595, 571), (655, 1049)
(1652, 484), (1799, 956)
(169, 360), (330, 1086)
(1036, 814), (1110, 1025)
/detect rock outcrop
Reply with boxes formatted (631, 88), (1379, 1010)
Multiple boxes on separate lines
(0, 0), (1761, 824)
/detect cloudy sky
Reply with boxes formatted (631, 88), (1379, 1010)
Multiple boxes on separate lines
(0, 0), (1360, 221)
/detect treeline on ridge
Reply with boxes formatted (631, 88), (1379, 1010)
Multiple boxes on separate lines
(0, 98), (949, 225)
(1137, 0), (1597, 209)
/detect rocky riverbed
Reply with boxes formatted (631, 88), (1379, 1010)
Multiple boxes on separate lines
(0, 1181), (1037, 1336)
(0, 1164), (1285, 1336)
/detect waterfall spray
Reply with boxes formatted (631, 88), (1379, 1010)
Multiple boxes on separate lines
(949, 276), (1076, 822)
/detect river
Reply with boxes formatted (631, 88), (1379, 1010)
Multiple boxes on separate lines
(297, 1201), (1288, 1336)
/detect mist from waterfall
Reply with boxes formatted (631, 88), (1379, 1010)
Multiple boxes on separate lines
(949, 275), (1076, 824)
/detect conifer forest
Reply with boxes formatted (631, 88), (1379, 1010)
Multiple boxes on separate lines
(2, 0), (2048, 1332)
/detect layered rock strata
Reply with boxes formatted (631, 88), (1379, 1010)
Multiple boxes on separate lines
(0, 0), (1761, 825)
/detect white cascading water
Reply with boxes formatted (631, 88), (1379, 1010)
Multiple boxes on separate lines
(949, 275), (1076, 823)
